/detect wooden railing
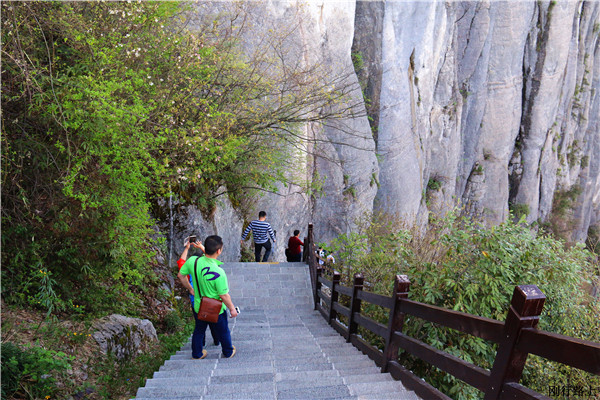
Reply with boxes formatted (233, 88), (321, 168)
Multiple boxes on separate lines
(304, 223), (600, 400)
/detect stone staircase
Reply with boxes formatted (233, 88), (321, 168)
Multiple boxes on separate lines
(133, 262), (421, 400)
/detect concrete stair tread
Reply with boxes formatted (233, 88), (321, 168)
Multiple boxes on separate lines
(356, 392), (421, 400)
(327, 354), (373, 363)
(332, 359), (381, 369)
(204, 381), (275, 395)
(131, 398), (200, 400)
(276, 370), (340, 381)
(275, 376), (346, 390)
(276, 385), (354, 400)
(210, 373), (275, 384)
(135, 262), (421, 400)
(136, 387), (207, 397)
(211, 365), (276, 376)
(143, 377), (209, 387)
(203, 393), (275, 400)
(343, 373), (395, 384)
(348, 380), (411, 396)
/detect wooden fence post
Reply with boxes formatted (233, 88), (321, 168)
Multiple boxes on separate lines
(304, 223), (313, 263)
(484, 285), (546, 400)
(314, 267), (322, 311)
(303, 236), (308, 262)
(382, 275), (410, 373)
(328, 271), (341, 324)
(346, 273), (364, 343)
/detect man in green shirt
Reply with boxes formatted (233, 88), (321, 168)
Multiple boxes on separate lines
(178, 235), (238, 359)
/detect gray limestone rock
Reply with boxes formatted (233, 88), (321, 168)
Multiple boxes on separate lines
(155, 0), (599, 254)
(92, 314), (158, 360)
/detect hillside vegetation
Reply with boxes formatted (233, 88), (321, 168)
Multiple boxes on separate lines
(1, 1), (357, 316)
(1, 2), (358, 398)
(324, 212), (600, 400)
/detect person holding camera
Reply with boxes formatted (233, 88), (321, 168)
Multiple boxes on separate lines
(177, 235), (238, 360)
(177, 235), (219, 347)
(241, 211), (276, 262)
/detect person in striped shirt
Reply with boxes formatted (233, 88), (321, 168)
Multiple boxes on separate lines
(241, 211), (277, 262)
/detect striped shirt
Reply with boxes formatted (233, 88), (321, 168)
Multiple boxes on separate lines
(242, 220), (275, 244)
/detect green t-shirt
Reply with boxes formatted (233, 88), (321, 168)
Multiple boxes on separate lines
(180, 255), (228, 314)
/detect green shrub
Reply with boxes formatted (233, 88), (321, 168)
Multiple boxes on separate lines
(1, 342), (72, 400)
(327, 211), (599, 400)
(509, 202), (530, 220)
(163, 310), (185, 334)
(351, 51), (364, 72)
(427, 178), (442, 191)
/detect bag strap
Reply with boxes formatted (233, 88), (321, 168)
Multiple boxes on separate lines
(193, 256), (202, 299)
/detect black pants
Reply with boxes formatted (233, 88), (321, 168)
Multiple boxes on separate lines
(288, 252), (302, 262)
(254, 240), (272, 262)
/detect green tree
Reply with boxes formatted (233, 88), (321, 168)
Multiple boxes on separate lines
(1, 1), (363, 315)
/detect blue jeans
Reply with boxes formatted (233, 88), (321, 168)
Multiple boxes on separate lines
(192, 311), (234, 358)
(190, 304), (219, 346)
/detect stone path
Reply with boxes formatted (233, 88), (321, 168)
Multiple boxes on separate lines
(133, 262), (421, 400)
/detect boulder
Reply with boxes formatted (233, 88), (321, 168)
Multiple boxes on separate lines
(92, 314), (158, 360)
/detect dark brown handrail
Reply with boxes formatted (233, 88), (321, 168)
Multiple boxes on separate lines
(305, 224), (600, 400)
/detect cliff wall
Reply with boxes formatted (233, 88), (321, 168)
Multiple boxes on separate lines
(166, 1), (599, 262)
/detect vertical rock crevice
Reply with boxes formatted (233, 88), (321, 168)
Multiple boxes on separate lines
(510, 1), (554, 221)
(351, 0), (385, 145)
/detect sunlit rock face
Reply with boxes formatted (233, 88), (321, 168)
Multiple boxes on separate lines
(164, 1), (599, 262)
(355, 0), (599, 242)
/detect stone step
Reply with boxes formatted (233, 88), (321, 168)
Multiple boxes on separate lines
(135, 386), (207, 398)
(159, 362), (217, 372)
(332, 359), (380, 369)
(203, 392), (275, 400)
(342, 373), (395, 385)
(203, 381), (275, 397)
(348, 380), (411, 396)
(327, 354), (372, 363)
(211, 360), (274, 370)
(275, 369), (340, 382)
(211, 365), (275, 377)
(335, 364), (383, 376)
(143, 377), (209, 387)
(210, 372), (275, 385)
(134, 261), (421, 400)
(356, 391), (421, 400)
(275, 361), (335, 373)
(276, 385), (355, 400)
(275, 375), (346, 391)
(132, 398), (199, 400)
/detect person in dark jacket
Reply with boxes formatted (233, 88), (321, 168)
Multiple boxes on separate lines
(286, 230), (304, 262)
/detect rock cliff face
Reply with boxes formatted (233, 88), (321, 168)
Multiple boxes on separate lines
(361, 0), (599, 239)
(164, 1), (599, 263)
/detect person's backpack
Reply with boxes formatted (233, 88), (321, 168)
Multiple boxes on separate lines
(285, 248), (291, 261)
